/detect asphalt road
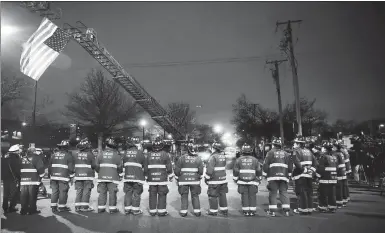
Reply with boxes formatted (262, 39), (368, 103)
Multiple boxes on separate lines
(2, 172), (385, 233)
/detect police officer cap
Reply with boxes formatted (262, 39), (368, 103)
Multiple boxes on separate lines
(9, 144), (22, 152)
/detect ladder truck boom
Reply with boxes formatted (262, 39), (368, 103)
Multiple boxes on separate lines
(20, 2), (184, 140)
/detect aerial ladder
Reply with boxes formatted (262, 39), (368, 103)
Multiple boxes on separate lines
(20, 1), (184, 140)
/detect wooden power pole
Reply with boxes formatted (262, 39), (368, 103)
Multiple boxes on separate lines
(277, 20), (303, 136)
(266, 59), (287, 145)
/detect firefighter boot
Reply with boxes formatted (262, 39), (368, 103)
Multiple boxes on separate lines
(132, 209), (143, 215)
(58, 206), (71, 212)
(82, 206), (94, 212)
(243, 211), (250, 216)
(207, 210), (218, 216)
(75, 207), (82, 212)
(194, 212), (201, 217)
(266, 210), (276, 217)
(51, 206), (58, 213)
(158, 211), (169, 217)
(109, 208), (119, 214)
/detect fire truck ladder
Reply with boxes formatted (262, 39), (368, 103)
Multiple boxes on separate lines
(60, 21), (183, 139)
(20, 2), (183, 139)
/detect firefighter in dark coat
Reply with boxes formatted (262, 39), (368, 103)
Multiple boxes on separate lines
(2, 145), (22, 214)
(20, 147), (45, 215)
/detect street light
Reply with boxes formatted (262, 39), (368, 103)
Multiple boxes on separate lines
(167, 134), (172, 139)
(214, 124), (223, 133)
(380, 124), (384, 128)
(22, 122), (27, 127)
(139, 119), (147, 141)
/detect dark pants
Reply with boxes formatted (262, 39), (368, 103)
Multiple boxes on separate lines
(207, 183), (228, 213)
(336, 180), (344, 206)
(298, 178), (313, 212)
(318, 183), (336, 210)
(97, 182), (118, 211)
(178, 185), (201, 213)
(267, 180), (290, 212)
(2, 180), (19, 211)
(39, 182), (47, 195)
(75, 180), (94, 208)
(123, 182), (143, 211)
(149, 185), (169, 214)
(50, 180), (70, 208)
(20, 185), (39, 213)
(237, 184), (258, 212)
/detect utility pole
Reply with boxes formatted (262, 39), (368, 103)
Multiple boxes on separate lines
(266, 59), (287, 146)
(277, 19), (303, 136)
(251, 103), (258, 148)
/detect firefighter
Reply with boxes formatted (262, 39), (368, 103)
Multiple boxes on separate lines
(233, 143), (262, 216)
(174, 141), (204, 217)
(205, 142), (228, 216)
(2, 145), (22, 214)
(73, 138), (96, 212)
(332, 140), (347, 208)
(292, 136), (317, 215)
(20, 147), (45, 215)
(122, 138), (146, 215)
(263, 137), (292, 217)
(341, 145), (352, 203)
(96, 137), (123, 214)
(49, 140), (75, 212)
(145, 138), (173, 216)
(35, 148), (48, 198)
(316, 142), (338, 213)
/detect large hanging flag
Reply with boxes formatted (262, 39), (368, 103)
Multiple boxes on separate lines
(20, 17), (71, 81)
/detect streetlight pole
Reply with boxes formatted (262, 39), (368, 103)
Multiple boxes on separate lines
(140, 119), (147, 141)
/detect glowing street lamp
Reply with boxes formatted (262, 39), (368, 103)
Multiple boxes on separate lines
(214, 124), (223, 133)
(22, 122), (27, 127)
(380, 124), (384, 128)
(139, 119), (147, 140)
(167, 134), (172, 139)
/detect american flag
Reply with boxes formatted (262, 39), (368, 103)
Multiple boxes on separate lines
(20, 18), (71, 81)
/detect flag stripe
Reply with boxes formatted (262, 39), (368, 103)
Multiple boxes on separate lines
(21, 22), (57, 72)
(20, 19), (54, 66)
(20, 17), (69, 81)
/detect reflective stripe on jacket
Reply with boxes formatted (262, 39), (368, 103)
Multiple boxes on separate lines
(74, 150), (95, 181)
(292, 148), (317, 180)
(122, 148), (145, 184)
(21, 155), (45, 185)
(174, 153), (204, 185)
(49, 150), (74, 182)
(145, 151), (173, 185)
(334, 151), (347, 180)
(263, 149), (292, 182)
(205, 152), (227, 185)
(316, 153), (338, 184)
(96, 148), (122, 184)
(233, 155), (262, 185)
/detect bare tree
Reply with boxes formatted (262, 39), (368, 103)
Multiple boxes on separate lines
(1, 71), (26, 107)
(64, 69), (139, 153)
(194, 124), (216, 143)
(166, 102), (197, 137)
(232, 94), (278, 140)
(283, 97), (328, 137)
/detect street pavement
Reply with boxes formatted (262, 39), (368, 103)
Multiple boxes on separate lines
(2, 171), (385, 233)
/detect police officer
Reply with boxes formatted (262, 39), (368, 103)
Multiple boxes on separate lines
(205, 142), (228, 216)
(174, 141), (204, 217)
(49, 140), (75, 212)
(292, 136), (318, 215)
(20, 147), (45, 215)
(73, 138), (96, 212)
(263, 138), (292, 217)
(233, 143), (262, 216)
(122, 138), (146, 215)
(2, 145), (22, 214)
(332, 140), (347, 208)
(315, 142), (338, 213)
(96, 137), (123, 214)
(145, 138), (173, 216)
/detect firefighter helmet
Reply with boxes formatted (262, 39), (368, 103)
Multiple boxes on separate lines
(77, 138), (91, 150)
(153, 138), (164, 152)
(293, 136), (306, 144)
(272, 137), (282, 145)
(241, 143), (253, 154)
(105, 137), (118, 149)
(187, 142), (198, 155)
(212, 142), (224, 152)
(58, 140), (70, 148)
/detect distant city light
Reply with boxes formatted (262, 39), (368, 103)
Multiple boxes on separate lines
(22, 122), (27, 126)
(76, 137), (80, 141)
(380, 124), (384, 128)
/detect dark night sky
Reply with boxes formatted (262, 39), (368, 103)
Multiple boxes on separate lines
(2, 2), (385, 131)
